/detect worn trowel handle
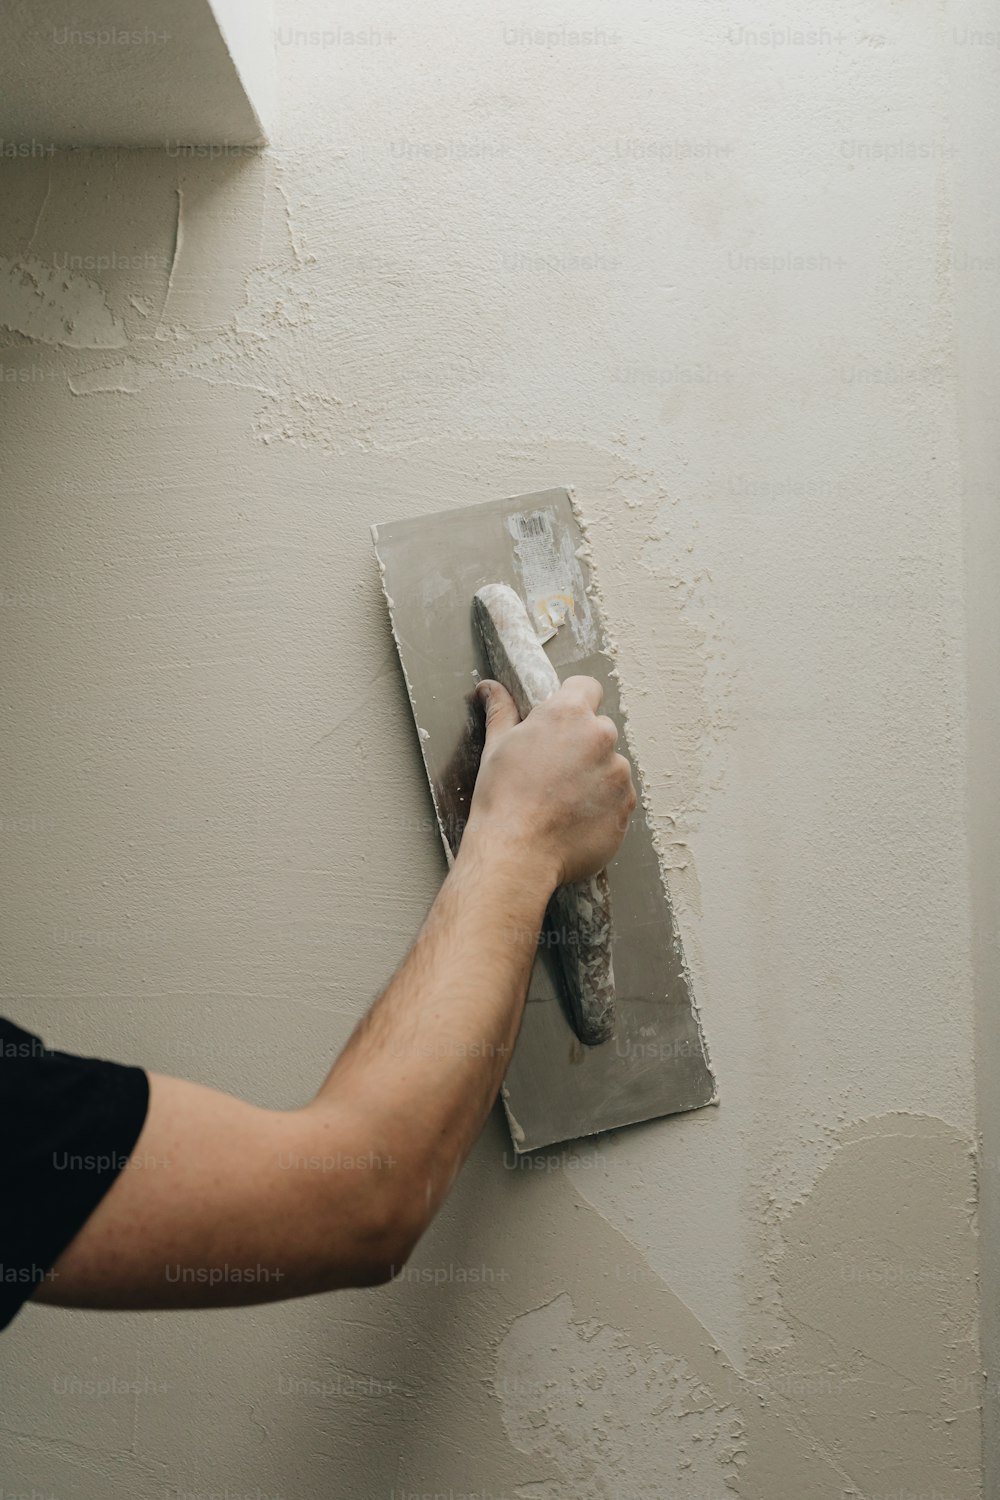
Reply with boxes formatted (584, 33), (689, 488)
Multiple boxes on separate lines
(473, 582), (617, 1046)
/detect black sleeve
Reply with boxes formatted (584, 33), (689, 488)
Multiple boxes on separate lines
(0, 1016), (149, 1332)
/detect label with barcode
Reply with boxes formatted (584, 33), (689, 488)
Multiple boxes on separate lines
(505, 504), (597, 655)
(513, 512), (548, 539)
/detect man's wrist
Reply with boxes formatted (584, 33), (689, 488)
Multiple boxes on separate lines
(456, 828), (559, 913)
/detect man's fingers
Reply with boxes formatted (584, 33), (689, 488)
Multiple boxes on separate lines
(476, 680), (521, 743)
(558, 675), (604, 713)
(477, 675), (607, 748)
(595, 715), (619, 749)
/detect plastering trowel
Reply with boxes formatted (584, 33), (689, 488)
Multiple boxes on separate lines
(371, 488), (717, 1153)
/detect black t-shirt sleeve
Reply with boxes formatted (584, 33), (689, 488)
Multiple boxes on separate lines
(0, 1016), (149, 1331)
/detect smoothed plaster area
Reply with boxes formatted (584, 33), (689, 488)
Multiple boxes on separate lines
(0, 0), (984, 1494)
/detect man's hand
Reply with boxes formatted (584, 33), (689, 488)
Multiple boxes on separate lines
(466, 676), (637, 887)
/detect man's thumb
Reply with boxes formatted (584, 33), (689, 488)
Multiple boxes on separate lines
(476, 679), (520, 742)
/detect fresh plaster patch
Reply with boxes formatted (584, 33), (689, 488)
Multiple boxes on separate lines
(745, 1113), (981, 1497)
(495, 1292), (745, 1498)
(0, 254), (127, 349)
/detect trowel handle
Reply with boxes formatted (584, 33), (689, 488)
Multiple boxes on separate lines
(473, 583), (617, 1045)
(473, 583), (561, 716)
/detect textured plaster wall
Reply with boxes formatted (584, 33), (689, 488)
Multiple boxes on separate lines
(0, 1), (989, 1496)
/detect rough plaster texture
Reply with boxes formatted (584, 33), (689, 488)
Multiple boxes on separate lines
(0, 0), (990, 1495)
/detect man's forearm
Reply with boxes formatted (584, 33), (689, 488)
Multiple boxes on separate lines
(33, 841), (554, 1313)
(32, 679), (633, 1310)
(309, 836), (555, 1249)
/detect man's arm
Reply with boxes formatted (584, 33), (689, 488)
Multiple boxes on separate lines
(35, 676), (635, 1311)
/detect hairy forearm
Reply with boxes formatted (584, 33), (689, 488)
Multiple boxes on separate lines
(34, 839), (557, 1311)
(32, 680), (632, 1311)
(310, 836), (554, 1247)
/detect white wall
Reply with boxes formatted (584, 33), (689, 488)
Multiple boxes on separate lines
(0, 0), (271, 146)
(0, 1), (989, 1495)
(950, 2), (1000, 1492)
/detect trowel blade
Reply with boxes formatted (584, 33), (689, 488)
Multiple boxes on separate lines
(372, 488), (717, 1153)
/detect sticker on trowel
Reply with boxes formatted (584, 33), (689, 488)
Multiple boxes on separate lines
(506, 509), (598, 655)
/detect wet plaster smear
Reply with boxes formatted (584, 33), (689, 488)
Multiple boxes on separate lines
(0, 0), (989, 1495)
